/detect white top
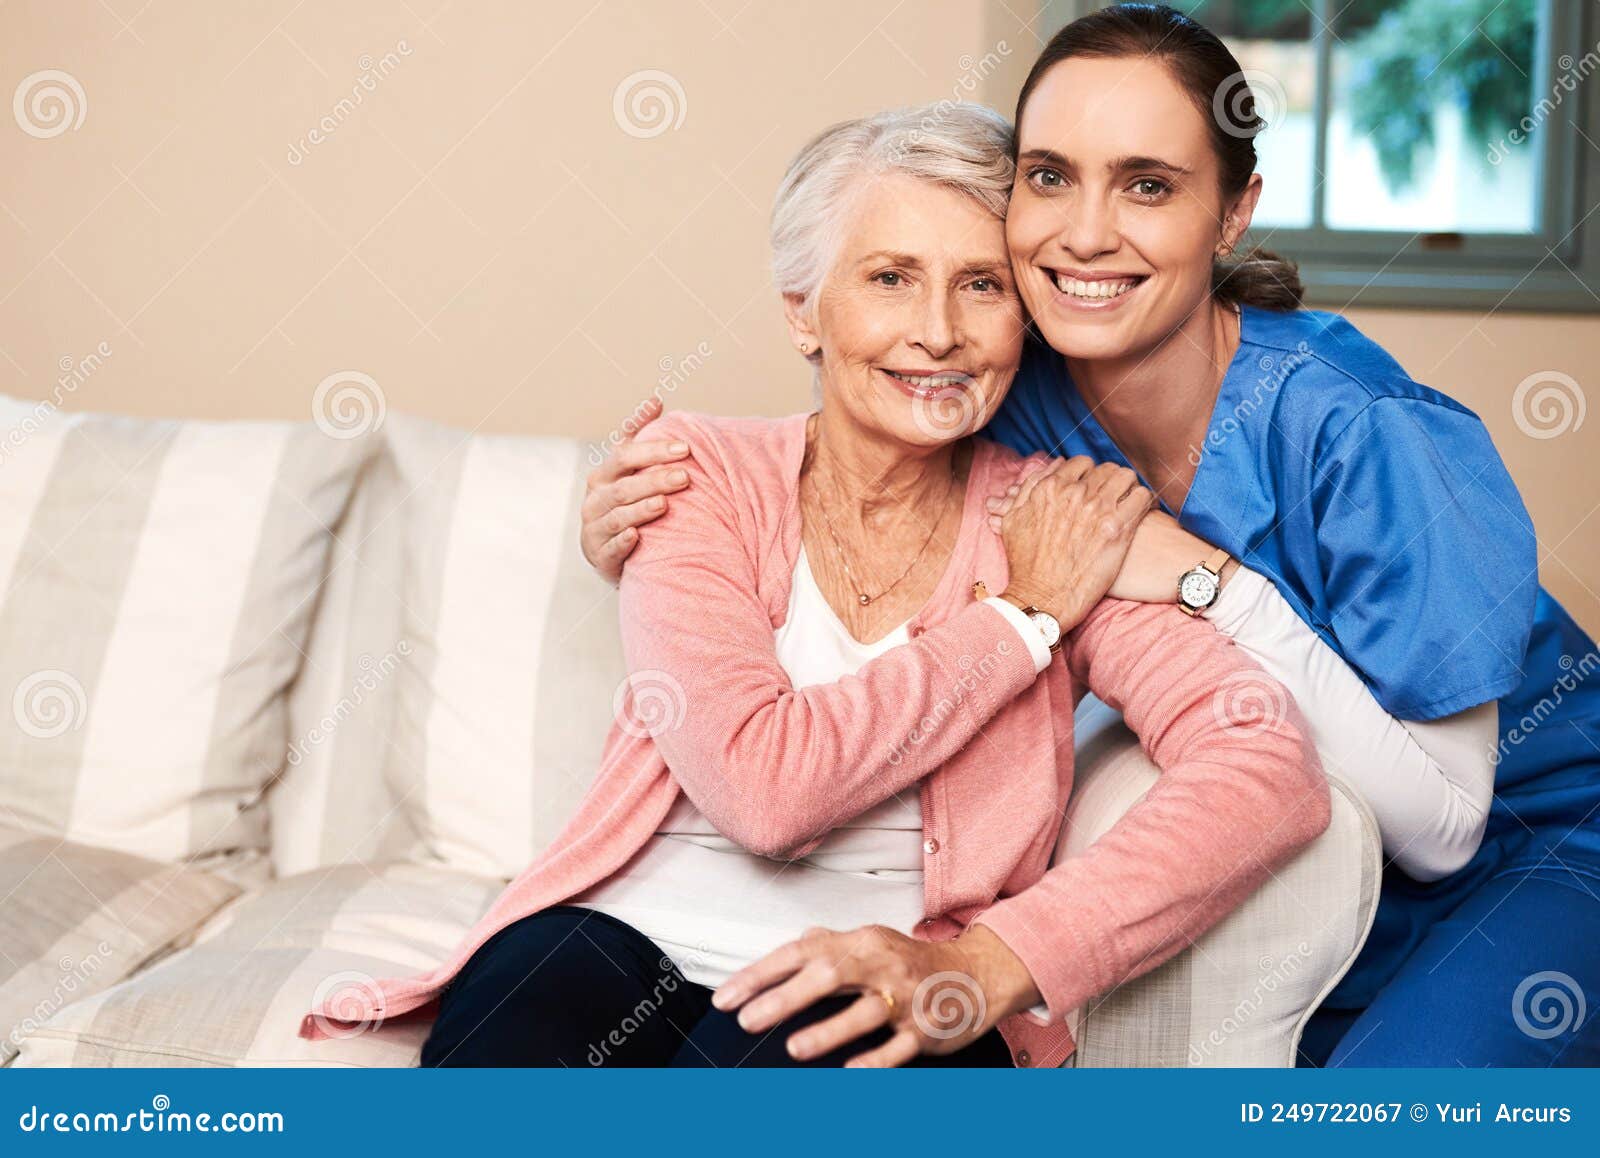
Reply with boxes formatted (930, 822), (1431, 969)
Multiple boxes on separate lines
(571, 547), (1049, 992)
(1207, 565), (1497, 882)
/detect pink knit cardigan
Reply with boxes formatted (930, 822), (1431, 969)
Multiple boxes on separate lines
(300, 411), (1331, 1067)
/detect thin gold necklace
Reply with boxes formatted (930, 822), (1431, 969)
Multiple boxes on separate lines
(806, 450), (960, 607)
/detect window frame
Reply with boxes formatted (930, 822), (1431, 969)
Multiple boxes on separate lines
(1037, 0), (1600, 313)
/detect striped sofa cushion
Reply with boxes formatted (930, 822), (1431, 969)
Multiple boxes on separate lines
(0, 396), (371, 864)
(8, 862), (501, 1067)
(273, 414), (627, 881)
(0, 824), (240, 1064)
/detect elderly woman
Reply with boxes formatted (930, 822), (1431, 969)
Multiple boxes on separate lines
(299, 103), (1330, 1068)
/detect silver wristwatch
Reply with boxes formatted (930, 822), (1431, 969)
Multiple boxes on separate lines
(1177, 548), (1232, 617)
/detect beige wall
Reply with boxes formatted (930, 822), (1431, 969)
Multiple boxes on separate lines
(3, 1), (1594, 635)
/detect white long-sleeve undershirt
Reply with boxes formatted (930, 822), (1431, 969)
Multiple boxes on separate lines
(1205, 566), (1498, 883)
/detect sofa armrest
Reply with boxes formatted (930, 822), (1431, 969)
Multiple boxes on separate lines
(1053, 696), (1381, 1068)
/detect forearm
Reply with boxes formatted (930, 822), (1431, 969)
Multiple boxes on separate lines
(970, 599), (1330, 1023)
(1207, 566), (1496, 881)
(623, 566), (1044, 857)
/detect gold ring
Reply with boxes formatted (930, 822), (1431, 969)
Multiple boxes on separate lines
(877, 987), (896, 1018)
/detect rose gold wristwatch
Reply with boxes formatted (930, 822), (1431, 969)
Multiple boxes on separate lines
(1000, 593), (1063, 653)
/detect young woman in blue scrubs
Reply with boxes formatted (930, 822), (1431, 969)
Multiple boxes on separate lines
(986, 5), (1599, 1067)
(579, 4), (1599, 1066)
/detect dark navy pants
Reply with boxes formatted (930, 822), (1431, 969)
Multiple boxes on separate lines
(419, 905), (1014, 1068)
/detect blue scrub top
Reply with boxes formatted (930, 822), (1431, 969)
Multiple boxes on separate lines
(986, 306), (1600, 1009)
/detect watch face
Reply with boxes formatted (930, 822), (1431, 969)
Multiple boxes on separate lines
(1028, 610), (1062, 648)
(1179, 569), (1219, 608)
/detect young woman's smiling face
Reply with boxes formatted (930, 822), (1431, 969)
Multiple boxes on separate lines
(1006, 54), (1258, 363)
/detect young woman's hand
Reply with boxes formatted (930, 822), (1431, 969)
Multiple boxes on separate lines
(989, 457), (1154, 631)
(710, 923), (1039, 1067)
(580, 397), (692, 585)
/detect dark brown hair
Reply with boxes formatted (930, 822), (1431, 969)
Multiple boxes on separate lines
(1015, 2), (1303, 310)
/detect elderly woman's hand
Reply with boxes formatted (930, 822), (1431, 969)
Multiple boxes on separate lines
(710, 923), (1039, 1067)
(990, 456), (1154, 632)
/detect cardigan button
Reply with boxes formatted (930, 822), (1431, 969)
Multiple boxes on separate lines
(1017, 1049), (1032, 1067)
(922, 837), (939, 855)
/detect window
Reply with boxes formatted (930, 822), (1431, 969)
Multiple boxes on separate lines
(1046, 1), (1600, 311)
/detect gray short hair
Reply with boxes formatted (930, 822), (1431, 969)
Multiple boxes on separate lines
(770, 102), (1015, 325)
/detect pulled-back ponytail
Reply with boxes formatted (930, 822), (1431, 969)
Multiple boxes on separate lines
(1017, 3), (1305, 311)
(1213, 246), (1303, 310)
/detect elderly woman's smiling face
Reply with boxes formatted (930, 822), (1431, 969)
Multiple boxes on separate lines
(785, 173), (1025, 449)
